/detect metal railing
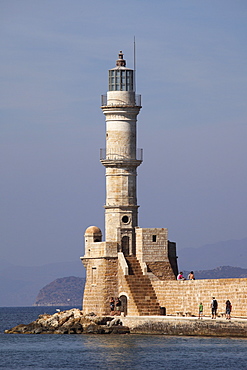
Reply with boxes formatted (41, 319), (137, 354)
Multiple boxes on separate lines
(101, 94), (141, 107)
(100, 148), (143, 161)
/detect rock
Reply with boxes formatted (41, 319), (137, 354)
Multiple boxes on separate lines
(88, 316), (113, 325)
(87, 312), (96, 316)
(108, 318), (122, 327)
(84, 323), (101, 334)
(110, 326), (130, 334)
(4, 309), (129, 335)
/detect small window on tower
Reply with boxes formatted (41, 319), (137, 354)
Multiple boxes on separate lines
(92, 267), (97, 285)
(152, 235), (157, 242)
(122, 216), (129, 223)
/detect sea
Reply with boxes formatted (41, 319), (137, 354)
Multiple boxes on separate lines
(0, 306), (247, 370)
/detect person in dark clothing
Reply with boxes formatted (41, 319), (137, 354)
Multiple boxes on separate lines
(226, 299), (232, 320)
(116, 298), (122, 315)
(211, 297), (218, 319)
(110, 297), (115, 315)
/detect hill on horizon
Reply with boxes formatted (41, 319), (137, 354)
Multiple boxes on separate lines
(34, 276), (85, 306)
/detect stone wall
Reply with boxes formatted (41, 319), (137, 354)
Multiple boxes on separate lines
(81, 257), (118, 316)
(136, 228), (168, 263)
(152, 278), (247, 317)
(84, 241), (118, 258)
(147, 261), (176, 280)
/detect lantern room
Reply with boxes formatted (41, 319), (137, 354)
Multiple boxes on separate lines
(108, 51), (134, 92)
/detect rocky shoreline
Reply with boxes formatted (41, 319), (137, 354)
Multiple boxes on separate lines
(4, 308), (247, 337)
(4, 309), (129, 335)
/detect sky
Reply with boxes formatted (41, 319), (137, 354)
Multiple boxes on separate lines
(1, 0), (247, 267)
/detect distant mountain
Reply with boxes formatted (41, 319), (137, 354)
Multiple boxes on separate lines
(34, 276), (85, 306)
(178, 237), (247, 270)
(184, 266), (247, 280)
(0, 259), (85, 307)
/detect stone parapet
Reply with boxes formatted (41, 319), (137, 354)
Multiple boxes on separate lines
(83, 241), (118, 258)
(152, 278), (247, 317)
(118, 252), (128, 275)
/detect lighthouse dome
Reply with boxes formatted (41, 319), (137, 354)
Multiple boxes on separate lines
(84, 226), (102, 235)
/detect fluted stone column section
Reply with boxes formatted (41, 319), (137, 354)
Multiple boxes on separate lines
(101, 90), (142, 248)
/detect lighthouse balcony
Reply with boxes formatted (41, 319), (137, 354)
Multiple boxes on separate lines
(101, 93), (141, 107)
(100, 148), (143, 162)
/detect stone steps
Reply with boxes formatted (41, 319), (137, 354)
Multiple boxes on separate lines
(125, 256), (161, 316)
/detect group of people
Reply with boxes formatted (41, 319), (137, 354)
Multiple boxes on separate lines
(110, 297), (122, 315)
(177, 273), (232, 319)
(177, 271), (195, 280)
(198, 297), (232, 320)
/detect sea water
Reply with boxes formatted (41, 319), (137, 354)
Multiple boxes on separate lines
(1, 307), (247, 369)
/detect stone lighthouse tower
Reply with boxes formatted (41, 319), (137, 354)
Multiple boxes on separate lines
(81, 52), (178, 316)
(101, 51), (142, 256)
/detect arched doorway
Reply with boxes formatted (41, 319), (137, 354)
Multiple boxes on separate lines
(121, 236), (129, 256)
(119, 295), (127, 316)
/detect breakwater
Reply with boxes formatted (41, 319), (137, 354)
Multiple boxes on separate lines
(122, 316), (247, 337)
(4, 308), (247, 337)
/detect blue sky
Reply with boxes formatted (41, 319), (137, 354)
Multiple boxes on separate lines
(1, 0), (247, 266)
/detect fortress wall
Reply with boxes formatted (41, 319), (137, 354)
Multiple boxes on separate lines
(82, 258), (118, 315)
(152, 278), (247, 317)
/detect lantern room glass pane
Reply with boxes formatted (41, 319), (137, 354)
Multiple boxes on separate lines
(108, 69), (134, 91)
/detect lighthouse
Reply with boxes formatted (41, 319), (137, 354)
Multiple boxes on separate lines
(81, 52), (178, 316)
(100, 51), (142, 256)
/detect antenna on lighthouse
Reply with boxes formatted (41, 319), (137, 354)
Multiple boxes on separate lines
(134, 36), (136, 92)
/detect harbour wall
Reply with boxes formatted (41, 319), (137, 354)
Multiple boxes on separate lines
(151, 278), (247, 317)
(121, 316), (247, 337)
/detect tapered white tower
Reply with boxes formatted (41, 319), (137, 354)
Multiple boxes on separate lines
(100, 51), (142, 256)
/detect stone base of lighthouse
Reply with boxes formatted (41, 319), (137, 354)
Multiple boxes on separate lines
(81, 226), (178, 316)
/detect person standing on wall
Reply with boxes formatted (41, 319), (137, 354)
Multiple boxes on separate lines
(198, 302), (203, 319)
(211, 297), (218, 319)
(226, 299), (232, 320)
